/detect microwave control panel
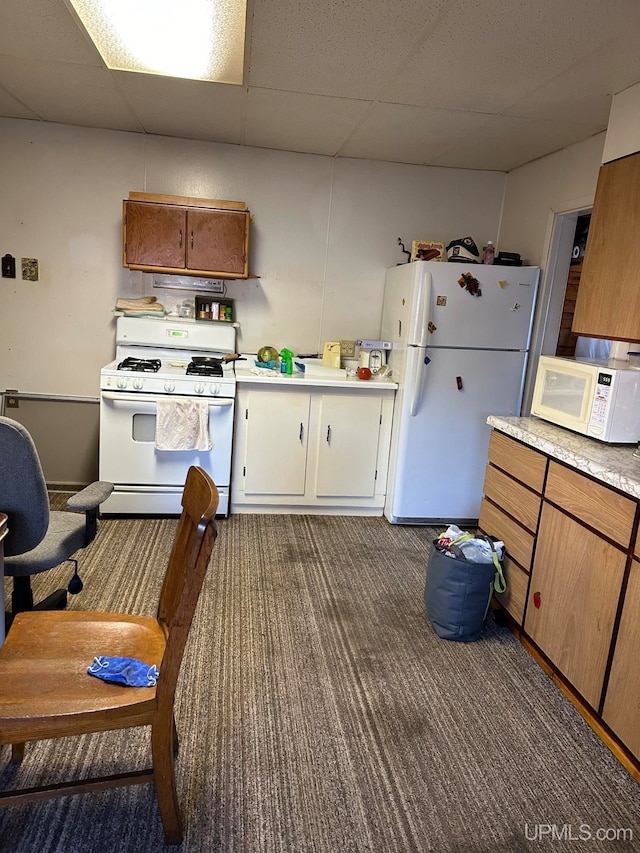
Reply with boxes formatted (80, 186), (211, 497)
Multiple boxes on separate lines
(590, 372), (613, 425)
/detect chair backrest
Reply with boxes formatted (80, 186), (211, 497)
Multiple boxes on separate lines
(155, 465), (219, 705)
(0, 416), (50, 557)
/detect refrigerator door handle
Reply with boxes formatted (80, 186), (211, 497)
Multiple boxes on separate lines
(408, 350), (429, 417)
(409, 268), (431, 347)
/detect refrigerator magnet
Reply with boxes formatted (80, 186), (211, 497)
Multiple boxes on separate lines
(456, 376), (463, 390)
(436, 295), (447, 306)
(428, 321), (437, 333)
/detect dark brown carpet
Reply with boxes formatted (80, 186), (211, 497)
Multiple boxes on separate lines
(1, 512), (639, 852)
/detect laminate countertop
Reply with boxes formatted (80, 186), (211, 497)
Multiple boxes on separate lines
(235, 364), (397, 390)
(487, 415), (640, 500)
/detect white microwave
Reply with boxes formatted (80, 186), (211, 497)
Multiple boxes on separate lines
(531, 355), (640, 443)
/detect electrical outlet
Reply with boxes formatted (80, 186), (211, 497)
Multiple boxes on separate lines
(340, 339), (356, 358)
(5, 395), (19, 408)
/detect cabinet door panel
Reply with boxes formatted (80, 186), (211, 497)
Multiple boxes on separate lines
(525, 503), (626, 709)
(124, 202), (186, 268)
(315, 395), (382, 497)
(572, 153), (640, 340)
(187, 209), (248, 275)
(244, 391), (310, 495)
(602, 559), (640, 760)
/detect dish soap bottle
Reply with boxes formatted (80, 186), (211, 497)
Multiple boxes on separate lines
(483, 241), (495, 265)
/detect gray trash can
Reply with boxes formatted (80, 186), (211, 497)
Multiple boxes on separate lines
(424, 536), (504, 642)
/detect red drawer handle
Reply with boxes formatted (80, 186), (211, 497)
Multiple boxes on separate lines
(533, 591), (541, 609)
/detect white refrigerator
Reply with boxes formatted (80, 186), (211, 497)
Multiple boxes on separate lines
(381, 260), (540, 524)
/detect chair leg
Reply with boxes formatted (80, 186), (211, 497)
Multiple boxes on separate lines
(151, 715), (183, 845)
(173, 714), (179, 757)
(11, 577), (33, 614)
(11, 743), (26, 763)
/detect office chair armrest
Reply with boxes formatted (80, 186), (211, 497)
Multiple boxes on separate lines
(66, 481), (114, 513)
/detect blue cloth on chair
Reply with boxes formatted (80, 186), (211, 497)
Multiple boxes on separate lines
(87, 656), (160, 687)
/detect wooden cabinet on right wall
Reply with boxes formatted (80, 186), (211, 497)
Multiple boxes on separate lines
(572, 152), (640, 341)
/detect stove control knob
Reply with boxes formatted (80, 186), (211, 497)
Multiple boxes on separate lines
(210, 383), (221, 395)
(164, 380), (176, 393)
(194, 382), (205, 394)
(133, 378), (143, 390)
(116, 376), (128, 389)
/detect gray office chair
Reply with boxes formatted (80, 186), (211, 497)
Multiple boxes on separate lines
(0, 415), (113, 625)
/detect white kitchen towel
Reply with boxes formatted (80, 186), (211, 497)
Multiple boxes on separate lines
(155, 398), (211, 451)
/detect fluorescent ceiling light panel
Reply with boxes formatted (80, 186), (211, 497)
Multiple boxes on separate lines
(67, 0), (246, 84)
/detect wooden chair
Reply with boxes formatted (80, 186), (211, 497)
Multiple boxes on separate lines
(0, 465), (219, 845)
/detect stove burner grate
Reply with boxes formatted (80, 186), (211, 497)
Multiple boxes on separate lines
(117, 357), (161, 373)
(186, 361), (223, 377)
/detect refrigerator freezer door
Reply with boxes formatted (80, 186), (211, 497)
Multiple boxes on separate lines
(381, 262), (431, 348)
(427, 265), (539, 350)
(385, 348), (528, 524)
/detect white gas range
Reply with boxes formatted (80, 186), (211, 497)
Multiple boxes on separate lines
(99, 316), (238, 516)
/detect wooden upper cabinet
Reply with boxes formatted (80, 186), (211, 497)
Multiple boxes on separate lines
(572, 153), (640, 341)
(123, 195), (250, 279)
(124, 202), (186, 269)
(186, 208), (247, 275)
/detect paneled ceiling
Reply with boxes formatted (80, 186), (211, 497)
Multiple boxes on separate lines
(2, 0), (640, 172)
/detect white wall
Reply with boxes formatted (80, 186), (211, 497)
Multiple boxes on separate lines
(1, 118), (507, 397)
(499, 132), (606, 412)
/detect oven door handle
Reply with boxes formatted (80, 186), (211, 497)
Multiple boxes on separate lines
(101, 392), (234, 407)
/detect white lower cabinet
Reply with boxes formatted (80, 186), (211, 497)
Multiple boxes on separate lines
(231, 383), (395, 514)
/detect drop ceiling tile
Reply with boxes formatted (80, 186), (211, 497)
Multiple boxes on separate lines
(429, 114), (605, 172)
(381, 0), (640, 113)
(114, 72), (247, 144)
(0, 57), (142, 130)
(0, 0), (103, 64)
(245, 88), (369, 155)
(338, 102), (492, 164)
(504, 30), (640, 125)
(247, 0), (452, 99)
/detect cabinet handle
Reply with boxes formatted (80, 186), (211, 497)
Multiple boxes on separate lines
(326, 425), (332, 444)
(299, 423), (304, 442)
(190, 230), (194, 249)
(179, 229), (183, 247)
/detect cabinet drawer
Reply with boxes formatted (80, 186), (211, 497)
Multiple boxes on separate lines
(488, 431), (546, 492)
(483, 464), (541, 533)
(545, 461), (636, 546)
(494, 556), (529, 625)
(478, 498), (535, 571)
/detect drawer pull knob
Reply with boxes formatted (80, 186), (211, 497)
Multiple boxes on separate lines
(533, 591), (541, 609)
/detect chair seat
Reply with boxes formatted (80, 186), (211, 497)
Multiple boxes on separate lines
(0, 611), (166, 744)
(4, 512), (87, 577)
